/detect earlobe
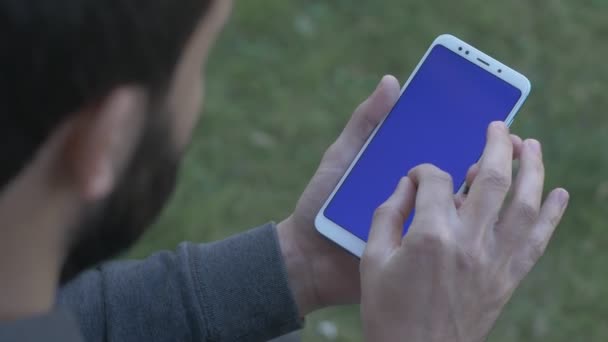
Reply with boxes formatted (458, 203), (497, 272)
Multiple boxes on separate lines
(60, 86), (146, 202)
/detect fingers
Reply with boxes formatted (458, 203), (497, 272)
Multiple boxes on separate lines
(464, 163), (480, 192)
(453, 163), (480, 209)
(461, 122), (513, 223)
(366, 177), (416, 259)
(339, 75), (401, 148)
(509, 134), (524, 160)
(456, 134), (523, 208)
(529, 189), (569, 258)
(408, 164), (456, 227)
(511, 188), (569, 279)
(464, 134), (523, 190)
(498, 139), (545, 240)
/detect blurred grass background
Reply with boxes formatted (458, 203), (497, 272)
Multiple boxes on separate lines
(128, 0), (608, 341)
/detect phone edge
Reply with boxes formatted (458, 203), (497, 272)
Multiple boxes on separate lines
(315, 34), (532, 258)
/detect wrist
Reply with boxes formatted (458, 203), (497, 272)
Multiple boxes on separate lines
(277, 218), (323, 317)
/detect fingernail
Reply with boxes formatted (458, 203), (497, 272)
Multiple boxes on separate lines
(558, 189), (570, 209)
(490, 121), (507, 132)
(527, 139), (542, 157)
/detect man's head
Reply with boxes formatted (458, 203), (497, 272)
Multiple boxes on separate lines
(0, 0), (232, 282)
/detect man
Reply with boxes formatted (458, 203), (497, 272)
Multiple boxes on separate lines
(0, 0), (569, 341)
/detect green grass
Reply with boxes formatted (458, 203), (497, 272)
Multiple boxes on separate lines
(128, 0), (608, 341)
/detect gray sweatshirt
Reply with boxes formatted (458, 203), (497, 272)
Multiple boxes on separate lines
(0, 223), (303, 342)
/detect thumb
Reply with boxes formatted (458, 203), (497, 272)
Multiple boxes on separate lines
(365, 177), (416, 260)
(340, 75), (401, 148)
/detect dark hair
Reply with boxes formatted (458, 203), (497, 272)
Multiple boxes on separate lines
(0, 0), (212, 189)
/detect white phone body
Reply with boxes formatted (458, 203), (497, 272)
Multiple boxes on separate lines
(315, 34), (531, 258)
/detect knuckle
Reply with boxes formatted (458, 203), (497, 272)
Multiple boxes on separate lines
(410, 163), (435, 176)
(499, 133), (513, 147)
(321, 142), (339, 161)
(414, 164), (453, 184)
(362, 245), (390, 270)
(429, 169), (453, 186)
(373, 204), (399, 222)
(361, 249), (378, 268)
(532, 157), (545, 174)
(452, 236), (488, 272)
(411, 214), (440, 230)
(453, 247), (479, 272)
(417, 163), (437, 172)
(527, 238), (547, 261)
(514, 201), (540, 223)
(408, 228), (451, 251)
(523, 156), (545, 180)
(351, 102), (379, 138)
(547, 212), (562, 229)
(536, 207), (563, 231)
(360, 114), (379, 138)
(490, 279), (516, 307)
(321, 140), (352, 166)
(353, 98), (370, 115)
(479, 168), (511, 192)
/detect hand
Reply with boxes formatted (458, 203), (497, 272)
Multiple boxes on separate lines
(277, 75), (401, 315)
(361, 122), (569, 342)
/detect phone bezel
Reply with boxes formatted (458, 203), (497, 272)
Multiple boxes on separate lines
(314, 34), (532, 258)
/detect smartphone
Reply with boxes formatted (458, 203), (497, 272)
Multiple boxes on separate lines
(315, 34), (531, 257)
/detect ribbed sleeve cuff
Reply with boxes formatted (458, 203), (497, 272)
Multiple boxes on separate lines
(188, 223), (303, 341)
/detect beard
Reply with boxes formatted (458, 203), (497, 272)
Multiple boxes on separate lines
(60, 106), (181, 284)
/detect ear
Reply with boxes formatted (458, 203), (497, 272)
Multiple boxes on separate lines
(61, 87), (146, 202)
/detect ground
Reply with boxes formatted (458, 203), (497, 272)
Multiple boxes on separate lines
(128, 1), (608, 341)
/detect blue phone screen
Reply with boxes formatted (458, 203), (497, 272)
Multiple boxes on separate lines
(324, 44), (523, 241)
